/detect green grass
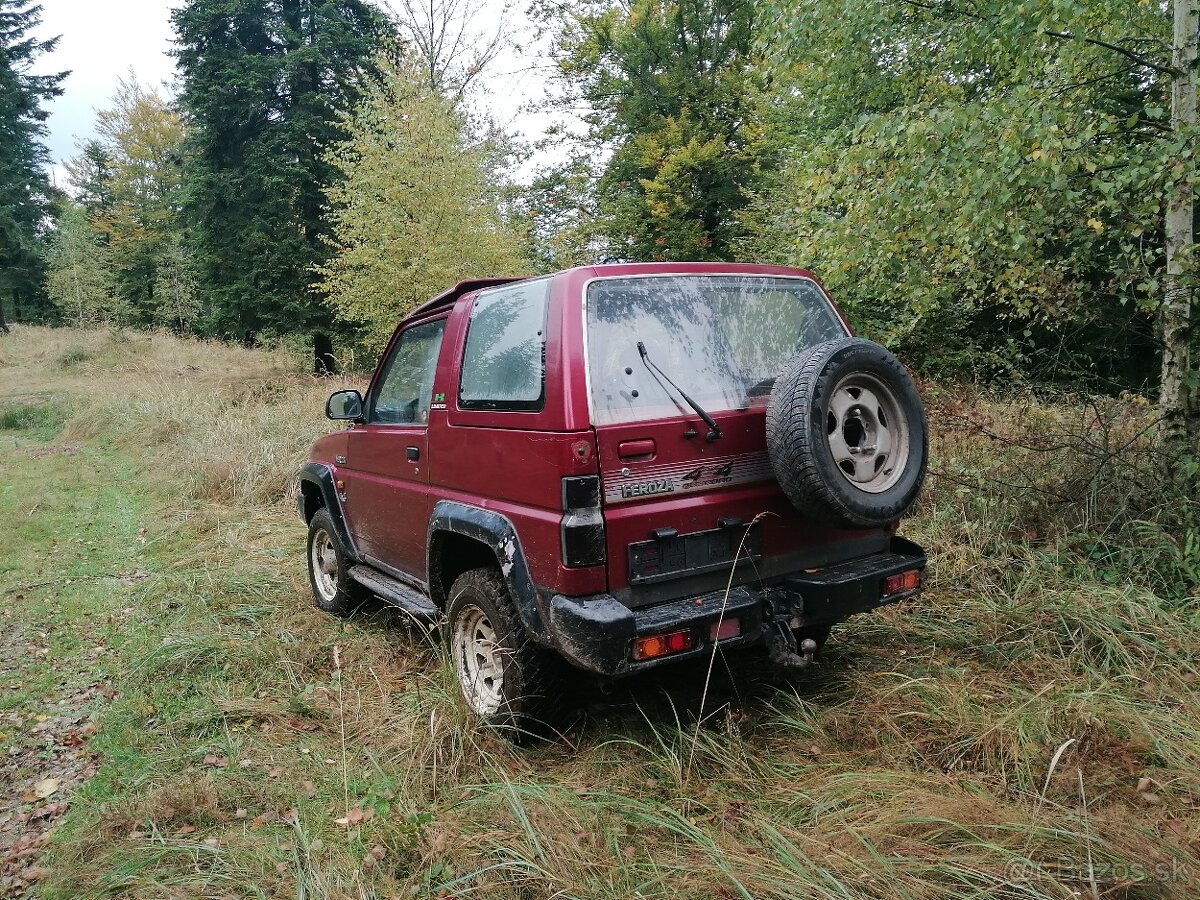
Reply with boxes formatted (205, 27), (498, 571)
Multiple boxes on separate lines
(0, 398), (65, 436)
(0, 325), (1196, 899)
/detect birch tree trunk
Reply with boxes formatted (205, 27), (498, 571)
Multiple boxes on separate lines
(1162, 0), (1199, 453)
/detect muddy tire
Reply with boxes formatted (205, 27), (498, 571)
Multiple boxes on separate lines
(446, 568), (565, 743)
(766, 338), (927, 528)
(307, 508), (367, 617)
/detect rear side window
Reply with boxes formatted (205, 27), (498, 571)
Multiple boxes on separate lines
(369, 319), (446, 425)
(459, 278), (550, 411)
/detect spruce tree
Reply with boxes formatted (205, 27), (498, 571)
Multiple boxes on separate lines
(172, 0), (390, 354)
(0, 0), (66, 326)
(534, 0), (761, 263)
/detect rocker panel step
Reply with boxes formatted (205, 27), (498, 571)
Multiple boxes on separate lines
(348, 565), (440, 621)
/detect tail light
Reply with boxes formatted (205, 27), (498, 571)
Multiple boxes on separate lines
(632, 628), (695, 661)
(883, 569), (921, 597)
(561, 475), (605, 568)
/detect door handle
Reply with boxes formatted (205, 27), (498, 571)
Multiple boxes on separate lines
(618, 438), (656, 461)
(406, 446), (420, 461)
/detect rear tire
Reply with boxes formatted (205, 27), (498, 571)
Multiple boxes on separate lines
(446, 568), (565, 742)
(307, 508), (366, 617)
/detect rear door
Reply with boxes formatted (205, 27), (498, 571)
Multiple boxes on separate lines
(584, 273), (887, 606)
(342, 317), (447, 579)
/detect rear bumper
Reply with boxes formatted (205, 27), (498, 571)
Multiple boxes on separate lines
(547, 536), (926, 676)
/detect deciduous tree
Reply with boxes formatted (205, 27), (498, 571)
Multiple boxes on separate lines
(316, 56), (529, 349)
(533, 0), (764, 262)
(44, 203), (121, 326)
(747, 0), (1191, 420)
(65, 77), (187, 325)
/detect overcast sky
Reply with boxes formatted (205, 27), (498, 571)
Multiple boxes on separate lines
(31, 0), (558, 184)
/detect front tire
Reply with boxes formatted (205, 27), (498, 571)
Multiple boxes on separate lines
(306, 508), (365, 617)
(446, 568), (564, 742)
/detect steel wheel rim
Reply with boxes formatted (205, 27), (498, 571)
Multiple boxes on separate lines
(825, 372), (910, 494)
(453, 604), (505, 715)
(310, 528), (339, 602)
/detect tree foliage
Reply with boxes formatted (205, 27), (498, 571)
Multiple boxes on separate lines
(316, 55), (529, 349)
(45, 202), (121, 326)
(743, 0), (1179, 389)
(534, 0), (764, 262)
(153, 235), (201, 332)
(0, 0), (65, 324)
(389, 0), (509, 99)
(65, 77), (187, 326)
(172, 0), (391, 345)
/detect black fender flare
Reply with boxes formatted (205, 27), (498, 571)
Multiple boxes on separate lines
(297, 463), (360, 561)
(427, 500), (547, 641)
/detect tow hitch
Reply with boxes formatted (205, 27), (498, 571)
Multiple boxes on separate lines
(764, 620), (820, 670)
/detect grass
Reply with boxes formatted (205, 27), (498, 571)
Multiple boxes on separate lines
(0, 324), (1196, 899)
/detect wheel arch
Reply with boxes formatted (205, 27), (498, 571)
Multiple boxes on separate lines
(297, 463), (360, 560)
(427, 501), (547, 641)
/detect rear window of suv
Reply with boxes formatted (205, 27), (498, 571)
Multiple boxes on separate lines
(586, 275), (848, 426)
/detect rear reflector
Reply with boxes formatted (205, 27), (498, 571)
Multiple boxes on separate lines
(883, 569), (922, 596)
(632, 628), (695, 661)
(710, 618), (741, 641)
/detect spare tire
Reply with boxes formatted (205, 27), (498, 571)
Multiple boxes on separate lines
(766, 337), (927, 528)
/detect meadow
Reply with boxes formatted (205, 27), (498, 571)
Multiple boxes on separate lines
(0, 326), (1196, 899)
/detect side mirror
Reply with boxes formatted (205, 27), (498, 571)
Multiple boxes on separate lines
(326, 389), (363, 421)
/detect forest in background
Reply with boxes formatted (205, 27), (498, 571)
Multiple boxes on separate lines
(1, 0), (1197, 449)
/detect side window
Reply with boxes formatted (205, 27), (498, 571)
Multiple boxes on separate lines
(369, 319), (446, 425)
(459, 279), (550, 411)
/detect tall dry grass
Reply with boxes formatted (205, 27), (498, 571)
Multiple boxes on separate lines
(2, 325), (1196, 899)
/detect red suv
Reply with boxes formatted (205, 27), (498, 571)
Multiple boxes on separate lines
(300, 263), (927, 738)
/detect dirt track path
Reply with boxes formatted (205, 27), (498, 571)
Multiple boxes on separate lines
(0, 433), (146, 896)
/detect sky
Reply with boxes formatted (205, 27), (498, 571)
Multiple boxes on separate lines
(31, 0), (558, 185)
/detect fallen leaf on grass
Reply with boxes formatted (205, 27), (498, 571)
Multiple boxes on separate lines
(29, 801), (69, 821)
(334, 807), (374, 826)
(202, 754), (228, 768)
(362, 844), (387, 870)
(32, 778), (60, 799)
(177, 824), (197, 835)
(17, 865), (51, 883)
(300, 781), (317, 797)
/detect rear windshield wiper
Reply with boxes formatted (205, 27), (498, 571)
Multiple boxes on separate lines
(637, 341), (723, 442)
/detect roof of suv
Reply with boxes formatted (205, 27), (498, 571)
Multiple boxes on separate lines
(404, 262), (822, 323)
